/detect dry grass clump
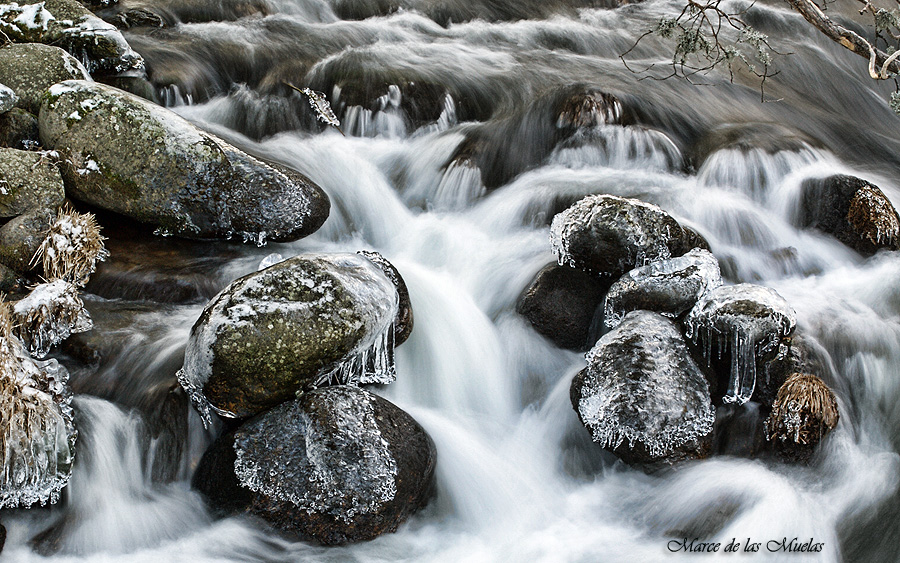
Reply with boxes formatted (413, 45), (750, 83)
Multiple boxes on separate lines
(765, 373), (839, 446)
(32, 206), (108, 286)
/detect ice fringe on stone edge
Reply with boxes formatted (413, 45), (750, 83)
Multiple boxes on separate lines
(232, 387), (397, 523)
(0, 301), (76, 509)
(603, 248), (722, 329)
(32, 206), (109, 287)
(684, 284), (796, 405)
(177, 253), (399, 427)
(12, 280), (92, 359)
(578, 312), (715, 459)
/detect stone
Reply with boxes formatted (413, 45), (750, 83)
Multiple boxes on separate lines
(357, 250), (413, 346)
(0, 207), (56, 272)
(0, 43), (90, 114)
(0, 148), (65, 218)
(0, 108), (40, 150)
(0, 83), (16, 113)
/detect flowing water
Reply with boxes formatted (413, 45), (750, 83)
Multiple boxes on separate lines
(5, 0), (900, 560)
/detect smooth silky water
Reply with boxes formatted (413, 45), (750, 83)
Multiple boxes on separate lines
(4, 0), (900, 560)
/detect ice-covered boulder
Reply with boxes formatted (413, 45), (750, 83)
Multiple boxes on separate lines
(357, 250), (413, 347)
(571, 310), (715, 468)
(516, 262), (610, 351)
(0, 148), (65, 218)
(0, 309), (77, 509)
(0, 43), (91, 114)
(684, 284), (796, 406)
(0, 0), (142, 74)
(39, 80), (330, 242)
(550, 194), (697, 278)
(603, 248), (722, 328)
(178, 253), (400, 424)
(798, 174), (900, 256)
(765, 373), (839, 463)
(192, 385), (436, 545)
(0, 83), (16, 113)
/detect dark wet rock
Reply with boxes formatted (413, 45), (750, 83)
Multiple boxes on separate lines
(0, 207), (56, 272)
(332, 81), (450, 136)
(0, 108), (41, 150)
(0, 0), (143, 74)
(0, 83), (15, 113)
(193, 385), (436, 545)
(765, 373), (839, 464)
(148, 384), (188, 483)
(358, 250), (413, 346)
(0, 149), (66, 218)
(516, 263), (611, 351)
(571, 310), (715, 469)
(603, 248), (721, 328)
(96, 73), (159, 103)
(0, 262), (27, 292)
(689, 122), (821, 170)
(0, 521), (5, 554)
(178, 253), (399, 423)
(712, 402), (766, 458)
(757, 334), (825, 410)
(0, 44), (91, 114)
(60, 298), (158, 365)
(550, 194), (695, 278)
(97, 0), (269, 28)
(39, 80), (329, 242)
(798, 175), (900, 256)
(555, 90), (623, 132)
(685, 283), (796, 406)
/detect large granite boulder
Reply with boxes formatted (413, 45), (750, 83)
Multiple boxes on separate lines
(0, 148), (65, 217)
(39, 80), (329, 242)
(0, 43), (91, 114)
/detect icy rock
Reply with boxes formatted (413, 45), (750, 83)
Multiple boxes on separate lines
(39, 80), (330, 242)
(516, 262), (611, 351)
(0, 0), (143, 74)
(684, 284), (796, 406)
(765, 373), (838, 464)
(0, 83), (15, 114)
(0, 328), (77, 508)
(571, 310), (715, 469)
(756, 334), (825, 410)
(177, 253), (399, 424)
(0, 148), (65, 218)
(357, 250), (413, 346)
(550, 194), (697, 278)
(12, 280), (92, 358)
(0, 43), (90, 115)
(798, 175), (900, 256)
(604, 248), (722, 329)
(192, 386), (436, 545)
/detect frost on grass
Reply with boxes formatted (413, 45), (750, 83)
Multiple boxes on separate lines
(233, 386), (397, 523)
(12, 280), (91, 359)
(765, 373), (838, 446)
(32, 206), (108, 286)
(575, 311), (715, 461)
(685, 284), (796, 405)
(0, 302), (76, 509)
(848, 185), (900, 248)
(604, 248), (722, 328)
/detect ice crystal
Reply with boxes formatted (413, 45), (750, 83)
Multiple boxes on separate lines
(286, 83), (343, 134)
(12, 280), (92, 359)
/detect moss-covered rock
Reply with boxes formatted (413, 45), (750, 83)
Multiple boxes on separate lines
(193, 385), (436, 545)
(177, 253), (399, 423)
(39, 80), (329, 241)
(0, 207), (57, 272)
(0, 148), (65, 218)
(0, 43), (91, 114)
(0, 0), (143, 74)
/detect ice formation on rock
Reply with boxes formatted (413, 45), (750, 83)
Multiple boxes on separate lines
(12, 280), (92, 358)
(232, 386), (397, 523)
(0, 304), (76, 508)
(604, 248), (722, 328)
(685, 284), (796, 405)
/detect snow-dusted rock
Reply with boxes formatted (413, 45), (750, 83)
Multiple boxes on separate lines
(684, 284), (796, 406)
(571, 310), (715, 468)
(192, 386), (436, 545)
(39, 80), (330, 242)
(0, 148), (65, 218)
(0, 43), (90, 114)
(0, 83), (15, 113)
(550, 194), (697, 278)
(178, 253), (400, 424)
(12, 280), (91, 358)
(0, 0), (142, 74)
(603, 248), (722, 328)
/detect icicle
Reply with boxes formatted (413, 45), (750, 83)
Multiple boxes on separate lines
(12, 280), (92, 359)
(315, 320), (397, 387)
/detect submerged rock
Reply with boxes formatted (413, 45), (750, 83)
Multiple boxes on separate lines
(798, 175), (900, 256)
(178, 253), (399, 424)
(0, 148), (65, 217)
(0, 83), (16, 113)
(193, 386), (436, 545)
(765, 373), (839, 463)
(571, 311), (715, 468)
(0, 43), (91, 114)
(516, 263), (610, 351)
(684, 284), (796, 406)
(39, 80), (330, 242)
(689, 122), (820, 170)
(603, 248), (722, 328)
(555, 90), (623, 132)
(0, 0), (143, 74)
(550, 194), (696, 278)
